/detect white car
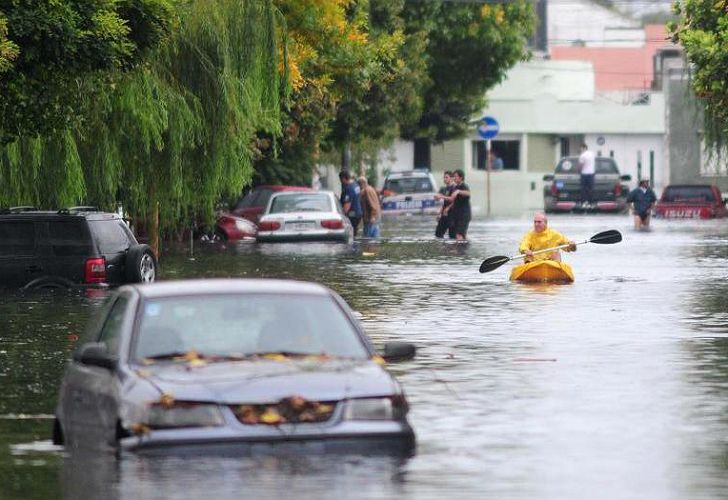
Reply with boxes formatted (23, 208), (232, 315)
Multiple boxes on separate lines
(380, 170), (442, 215)
(256, 191), (354, 243)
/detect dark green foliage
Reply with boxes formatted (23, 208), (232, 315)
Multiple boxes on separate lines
(401, 1), (535, 143)
(0, 0), (175, 141)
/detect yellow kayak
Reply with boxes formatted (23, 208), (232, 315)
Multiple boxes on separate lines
(510, 260), (574, 283)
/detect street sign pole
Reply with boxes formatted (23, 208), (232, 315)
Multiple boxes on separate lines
(487, 139), (492, 216)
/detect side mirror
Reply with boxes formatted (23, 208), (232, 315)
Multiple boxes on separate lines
(381, 342), (416, 362)
(621, 174), (632, 181)
(542, 174), (554, 182)
(74, 342), (118, 370)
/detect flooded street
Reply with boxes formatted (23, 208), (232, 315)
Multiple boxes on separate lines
(3, 213), (728, 499)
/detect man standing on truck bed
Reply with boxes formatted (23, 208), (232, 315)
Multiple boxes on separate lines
(578, 143), (596, 209)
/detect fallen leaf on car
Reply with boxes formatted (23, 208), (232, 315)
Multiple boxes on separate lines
(159, 393), (175, 408)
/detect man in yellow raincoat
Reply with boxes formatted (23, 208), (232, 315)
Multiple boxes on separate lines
(519, 212), (576, 262)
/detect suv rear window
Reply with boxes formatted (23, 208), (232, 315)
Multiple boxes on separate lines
(556, 158), (619, 174)
(383, 176), (434, 194)
(0, 221), (35, 255)
(48, 220), (92, 256)
(89, 220), (133, 254)
(662, 186), (716, 203)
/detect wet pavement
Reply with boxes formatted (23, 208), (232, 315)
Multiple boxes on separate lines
(3, 213), (728, 499)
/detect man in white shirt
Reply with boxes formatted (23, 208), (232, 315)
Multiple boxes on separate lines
(578, 143), (596, 209)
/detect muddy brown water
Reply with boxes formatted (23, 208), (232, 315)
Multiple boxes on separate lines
(3, 213), (728, 499)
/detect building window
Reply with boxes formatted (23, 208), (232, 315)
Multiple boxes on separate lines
(472, 140), (520, 171)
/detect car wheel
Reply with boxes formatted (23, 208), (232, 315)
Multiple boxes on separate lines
(52, 418), (64, 446)
(126, 244), (158, 283)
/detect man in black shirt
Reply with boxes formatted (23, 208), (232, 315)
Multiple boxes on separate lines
(446, 169), (471, 241)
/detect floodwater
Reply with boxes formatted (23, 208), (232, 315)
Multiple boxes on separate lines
(3, 213), (728, 499)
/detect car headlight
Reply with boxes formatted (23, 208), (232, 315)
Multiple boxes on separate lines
(234, 220), (249, 231)
(147, 403), (225, 429)
(344, 397), (408, 421)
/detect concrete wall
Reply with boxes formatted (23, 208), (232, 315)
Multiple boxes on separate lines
(585, 133), (666, 191)
(527, 135), (556, 173)
(431, 140), (466, 173)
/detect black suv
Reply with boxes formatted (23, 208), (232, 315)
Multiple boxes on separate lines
(0, 207), (158, 289)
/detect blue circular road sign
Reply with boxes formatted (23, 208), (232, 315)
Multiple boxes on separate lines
(477, 116), (499, 140)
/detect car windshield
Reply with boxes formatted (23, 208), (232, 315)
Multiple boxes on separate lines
(269, 193), (332, 214)
(661, 186), (716, 203)
(383, 176), (434, 194)
(555, 158), (618, 174)
(133, 293), (369, 361)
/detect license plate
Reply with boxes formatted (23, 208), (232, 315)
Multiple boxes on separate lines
(289, 222), (314, 231)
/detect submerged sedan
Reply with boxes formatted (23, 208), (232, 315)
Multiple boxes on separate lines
(256, 191), (353, 243)
(52, 279), (416, 455)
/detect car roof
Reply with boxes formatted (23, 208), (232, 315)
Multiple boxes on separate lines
(385, 170), (433, 179)
(0, 210), (122, 221)
(125, 279), (332, 299)
(255, 185), (313, 192)
(270, 190), (334, 197)
(663, 184), (716, 189)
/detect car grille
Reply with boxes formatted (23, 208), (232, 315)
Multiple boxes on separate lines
(231, 396), (337, 425)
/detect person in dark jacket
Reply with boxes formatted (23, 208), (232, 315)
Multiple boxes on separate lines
(434, 171), (456, 238)
(626, 178), (657, 230)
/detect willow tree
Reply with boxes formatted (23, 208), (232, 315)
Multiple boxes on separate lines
(0, 0), (282, 254)
(78, 0), (282, 250)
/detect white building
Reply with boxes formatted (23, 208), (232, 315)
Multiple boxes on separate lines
(378, 59), (666, 216)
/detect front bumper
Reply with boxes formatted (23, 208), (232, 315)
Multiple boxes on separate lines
(120, 420), (415, 456)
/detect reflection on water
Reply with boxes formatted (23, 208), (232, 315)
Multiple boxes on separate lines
(4, 214), (728, 498)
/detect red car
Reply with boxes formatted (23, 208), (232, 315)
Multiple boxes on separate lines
(654, 184), (728, 219)
(215, 185), (313, 240)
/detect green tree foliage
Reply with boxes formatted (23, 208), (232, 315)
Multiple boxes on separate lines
(669, 0), (728, 152)
(0, 0), (175, 141)
(257, 0), (428, 184)
(0, 12), (17, 75)
(401, 0), (535, 143)
(0, 0), (282, 241)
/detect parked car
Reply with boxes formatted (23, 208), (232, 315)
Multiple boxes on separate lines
(0, 206), (157, 289)
(213, 185), (312, 241)
(256, 191), (353, 243)
(52, 279), (416, 454)
(543, 156), (631, 213)
(654, 184), (728, 219)
(380, 170), (441, 216)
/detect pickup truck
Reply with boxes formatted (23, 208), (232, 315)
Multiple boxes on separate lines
(654, 184), (728, 219)
(543, 156), (631, 213)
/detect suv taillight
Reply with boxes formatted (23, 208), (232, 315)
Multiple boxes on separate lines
(614, 183), (622, 196)
(550, 183), (559, 195)
(84, 257), (107, 284)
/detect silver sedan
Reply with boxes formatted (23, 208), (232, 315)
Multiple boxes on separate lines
(52, 279), (416, 455)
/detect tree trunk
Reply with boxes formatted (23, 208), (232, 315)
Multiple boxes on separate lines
(341, 142), (352, 172)
(148, 202), (160, 258)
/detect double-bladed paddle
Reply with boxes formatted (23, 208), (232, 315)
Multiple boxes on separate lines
(478, 229), (622, 274)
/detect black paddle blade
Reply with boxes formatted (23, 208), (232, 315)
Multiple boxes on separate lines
(588, 229), (622, 244)
(479, 255), (510, 273)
